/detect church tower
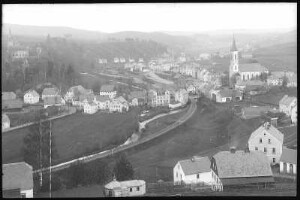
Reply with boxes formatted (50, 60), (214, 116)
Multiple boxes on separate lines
(229, 35), (239, 87)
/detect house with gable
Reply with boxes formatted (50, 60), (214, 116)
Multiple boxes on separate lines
(41, 87), (60, 100)
(23, 89), (40, 104)
(212, 148), (274, 189)
(210, 88), (242, 103)
(291, 102), (297, 124)
(175, 89), (189, 105)
(83, 102), (98, 114)
(148, 89), (170, 107)
(173, 156), (222, 191)
(279, 146), (297, 175)
(2, 92), (17, 101)
(279, 95), (297, 117)
(2, 162), (33, 198)
(128, 91), (147, 106)
(100, 85), (117, 99)
(94, 95), (111, 110)
(248, 122), (284, 165)
(104, 179), (146, 197)
(64, 85), (88, 102)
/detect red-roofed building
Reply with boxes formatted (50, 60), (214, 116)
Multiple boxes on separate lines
(173, 156), (222, 191)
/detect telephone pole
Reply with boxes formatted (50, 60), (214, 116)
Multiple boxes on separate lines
(49, 119), (52, 198)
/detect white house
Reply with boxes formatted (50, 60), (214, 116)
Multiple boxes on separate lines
(279, 95), (297, 116)
(2, 113), (10, 130)
(291, 103), (297, 124)
(210, 88), (242, 103)
(175, 89), (189, 105)
(148, 89), (170, 107)
(2, 162), (33, 198)
(64, 85), (88, 102)
(120, 58), (126, 63)
(94, 95), (110, 110)
(43, 95), (65, 109)
(83, 102), (98, 114)
(173, 156), (222, 191)
(114, 57), (120, 63)
(248, 122), (284, 165)
(12, 50), (29, 60)
(100, 85), (117, 99)
(23, 90), (40, 104)
(104, 179), (146, 197)
(279, 147), (297, 175)
(109, 99), (128, 113)
(128, 91), (146, 106)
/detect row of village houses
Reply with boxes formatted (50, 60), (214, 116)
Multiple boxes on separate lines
(2, 122), (296, 197)
(99, 57), (144, 64)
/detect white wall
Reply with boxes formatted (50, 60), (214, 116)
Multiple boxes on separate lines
(280, 161), (297, 174)
(21, 189), (33, 198)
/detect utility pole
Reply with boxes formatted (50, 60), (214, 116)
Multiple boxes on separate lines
(39, 118), (43, 187)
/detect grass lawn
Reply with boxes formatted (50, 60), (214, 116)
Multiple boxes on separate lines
(2, 108), (139, 166)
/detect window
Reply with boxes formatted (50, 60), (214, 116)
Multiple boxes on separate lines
(255, 147), (258, 151)
(264, 147), (267, 153)
(21, 193), (26, 198)
(176, 172), (178, 178)
(268, 139), (271, 144)
(272, 148), (276, 154)
(137, 186), (140, 191)
(130, 188), (133, 192)
(273, 158), (276, 163)
(197, 174), (199, 179)
(259, 138), (262, 143)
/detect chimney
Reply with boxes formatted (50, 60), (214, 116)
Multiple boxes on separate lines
(263, 122), (270, 129)
(230, 146), (236, 153)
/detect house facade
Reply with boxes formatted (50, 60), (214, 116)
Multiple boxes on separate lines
(248, 122), (284, 165)
(100, 85), (117, 99)
(83, 102), (98, 114)
(94, 95), (110, 110)
(279, 147), (297, 175)
(210, 88), (242, 103)
(2, 92), (17, 101)
(2, 113), (10, 130)
(104, 179), (146, 197)
(41, 87), (60, 100)
(43, 95), (65, 109)
(2, 162), (33, 198)
(291, 103), (297, 124)
(279, 95), (297, 116)
(175, 89), (189, 105)
(173, 156), (222, 191)
(148, 89), (170, 107)
(24, 90), (39, 104)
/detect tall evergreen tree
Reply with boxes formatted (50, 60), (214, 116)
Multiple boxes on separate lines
(113, 154), (134, 181)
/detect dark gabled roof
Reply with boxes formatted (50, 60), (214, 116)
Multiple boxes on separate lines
(242, 106), (271, 119)
(2, 92), (16, 101)
(2, 99), (23, 109)
(2, 162), (33, 191)
(95, 95), (110, 102)
(178, 156), (211, 175)
(213, 150), (273, 179)
(220, 176), (274, 186)
(280, 147), (297, 164)
(42, 87), (59, 96)
(279, 95), (297, 107)
(239, 63), (268, 73)
(129, 91), (146, 100)
(100, 84), (115, 92)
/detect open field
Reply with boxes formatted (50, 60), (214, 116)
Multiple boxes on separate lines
(252, 87), (297, 106)
(144, 71), (174, 85)
(2, 109), (139, 166)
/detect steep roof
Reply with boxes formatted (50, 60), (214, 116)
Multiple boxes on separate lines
(2, 99), (23, 109)
(44, 96), (63, 105)
(178, 156), (211, 175)
(219, 88), (233, 98)
(279, 95), (297, 107)
(2, 162), (33, 191)
(239, 63), (268, 73)
(116, 96), (127, 103)
(249, 123), (284, 144)
(129, 91), (146, 100)
(42, 87), (59, 96)
(105, 180), (146, 190)
(280, 147), (297, 164)
(213, 150), (273, 179)
(100, 84), (115, 92)
(230, 37), (238, 52)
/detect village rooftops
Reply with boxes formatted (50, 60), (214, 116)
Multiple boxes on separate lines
(69, 85), (86, 94)
(239, 63), (268, 73)
(280, 147), (297, 165)
(95, 95), (110, 102)
(249, 123), (284, 144)
(129, 91), (146, 100)
(213, 150), (273, 179)
(279, 95), (297, 107)
(2, 162), (33, 191)
(24, 89), (39, 97)
(100, 85), (115, 92)
(105, 180), (146, 190)
(42, 87), (59, 96)
(178, 156), (211, 175)
(116, 96), (127, 103)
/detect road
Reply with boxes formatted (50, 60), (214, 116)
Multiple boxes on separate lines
(33, 98), (197, 174)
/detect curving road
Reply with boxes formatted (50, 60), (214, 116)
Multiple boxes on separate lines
(33, 98), (197, 175)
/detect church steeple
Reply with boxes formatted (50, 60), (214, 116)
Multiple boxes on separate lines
(230, 34), (238, 52)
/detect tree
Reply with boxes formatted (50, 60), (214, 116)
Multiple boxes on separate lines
(113, 153), (134, 181)
(259, 72), (268, 82)
(92, 81), (101, 93)
(47, 60), (54, 80)
(67, 161), (85, 188)
(281, 75), (288, 89)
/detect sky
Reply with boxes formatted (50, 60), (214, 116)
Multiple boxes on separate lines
(2, 3), (297, 33)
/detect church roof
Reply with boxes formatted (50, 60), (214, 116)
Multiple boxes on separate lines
(230, 37), (238, 52)
(239, 63), (268, 73)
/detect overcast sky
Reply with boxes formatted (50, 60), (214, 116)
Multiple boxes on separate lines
(2, 3), (297, 33)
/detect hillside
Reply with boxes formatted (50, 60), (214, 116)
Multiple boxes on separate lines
(253, 42), (297, 72)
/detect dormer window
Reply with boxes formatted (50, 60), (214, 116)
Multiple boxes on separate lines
(259, 138), (262, 143)
(268, 139), (271, 144)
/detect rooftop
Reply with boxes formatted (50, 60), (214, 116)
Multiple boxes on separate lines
(239, 63), (268, 73)
(100, 85), (115, 92)
(42, 87), (59, 96)
(280, 146), (297, 164)
(213, 150), (273, 179)
(2, 162), (33, 191)
(249, 123), (284, 144)
(105, 180), (146, 190)
(279, 95), (297, 107)
(178, 156), (211, 175)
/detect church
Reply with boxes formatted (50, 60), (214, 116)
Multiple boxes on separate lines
(229, 36), (269, 87)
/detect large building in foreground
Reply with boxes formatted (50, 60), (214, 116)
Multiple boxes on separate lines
(229, 36), (268, 87)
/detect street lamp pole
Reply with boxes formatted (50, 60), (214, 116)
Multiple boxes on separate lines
(49, 119), (52, 198)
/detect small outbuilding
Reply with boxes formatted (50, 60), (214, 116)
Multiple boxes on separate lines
(104, 179), (146, 197)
